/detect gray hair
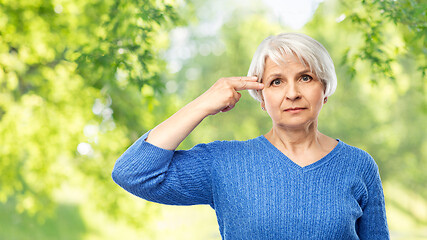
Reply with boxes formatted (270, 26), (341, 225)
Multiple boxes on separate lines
(247, 33), (337, 102)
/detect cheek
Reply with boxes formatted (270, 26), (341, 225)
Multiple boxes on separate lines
(307, 89), (325, 108)
(263, 89), (283, 107)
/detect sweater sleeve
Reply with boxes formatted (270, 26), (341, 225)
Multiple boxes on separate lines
(111, 131), (213, 206)
(356, 158), (390, 239)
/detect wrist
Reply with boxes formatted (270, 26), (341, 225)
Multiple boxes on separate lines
(188, 96), (215, 117)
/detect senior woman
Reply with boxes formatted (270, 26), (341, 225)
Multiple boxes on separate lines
(112, 33), (389, 239)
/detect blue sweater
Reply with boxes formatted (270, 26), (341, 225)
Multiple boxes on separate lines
(112, 132), (389, 239)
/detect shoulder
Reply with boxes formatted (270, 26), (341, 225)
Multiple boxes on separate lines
(339, 141), (377, 165)
(338, 140), (380, 184)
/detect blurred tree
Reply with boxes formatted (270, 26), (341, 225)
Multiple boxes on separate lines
(343, 0), (426, 81)
(0, 0), (183, 230)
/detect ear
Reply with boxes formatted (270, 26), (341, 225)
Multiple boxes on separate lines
(258, 90), (266, 110)
(258, 89), (264, 101)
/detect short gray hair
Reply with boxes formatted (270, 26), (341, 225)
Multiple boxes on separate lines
(247, 33), (337, 102)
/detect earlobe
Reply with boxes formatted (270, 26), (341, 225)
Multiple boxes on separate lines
(260, 101), (266, 111)
(324, 97), (328, 103)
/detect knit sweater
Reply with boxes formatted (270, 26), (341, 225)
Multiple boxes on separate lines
(112, 132), (389, 239)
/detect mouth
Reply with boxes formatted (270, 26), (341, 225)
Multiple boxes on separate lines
(284, 107), (307, 112)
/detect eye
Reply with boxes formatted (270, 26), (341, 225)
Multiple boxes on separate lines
(301, 75), (313, 82)
(271, 79), (282, 86)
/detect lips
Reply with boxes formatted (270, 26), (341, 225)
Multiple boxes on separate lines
(284, 107), (307, 111)
(285, 107), (307, 113)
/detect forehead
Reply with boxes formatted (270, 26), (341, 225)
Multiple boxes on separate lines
(264, 54), (308, 74)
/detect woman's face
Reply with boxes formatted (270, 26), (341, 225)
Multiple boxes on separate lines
(260, 54), (325, 129)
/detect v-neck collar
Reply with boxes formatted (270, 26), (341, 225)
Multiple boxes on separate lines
(257, 135), (343, 172)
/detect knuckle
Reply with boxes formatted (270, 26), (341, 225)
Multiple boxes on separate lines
(219, 78), (231, 87)
(215, 78), (224, 86)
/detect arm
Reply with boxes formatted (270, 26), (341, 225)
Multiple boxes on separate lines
(146, 76), (263, 150)
(112, 76), (263, 205)
(356, 164), (390, 239)
(112, 131), (217, 205)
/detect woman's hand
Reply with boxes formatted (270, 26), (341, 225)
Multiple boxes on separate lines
(146, 76), (263, 150)
(195, 76), (264, 116)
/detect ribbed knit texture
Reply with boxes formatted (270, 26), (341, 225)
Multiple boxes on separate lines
(112, 132), (389, 239)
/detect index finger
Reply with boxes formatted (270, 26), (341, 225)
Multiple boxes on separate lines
(229, 76), (259, 82)
(234, 79), (264, 91)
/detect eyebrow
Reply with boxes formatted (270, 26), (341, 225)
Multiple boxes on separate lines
(296, 69), (312, 76)
(265, 69), (312, 82)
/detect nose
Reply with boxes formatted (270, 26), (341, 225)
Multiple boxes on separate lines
(285, 82), (301, 101)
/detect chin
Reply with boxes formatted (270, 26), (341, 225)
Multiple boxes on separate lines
(274, 119), (317, 130)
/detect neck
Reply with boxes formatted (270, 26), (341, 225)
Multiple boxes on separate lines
(265, 121), (322, 154)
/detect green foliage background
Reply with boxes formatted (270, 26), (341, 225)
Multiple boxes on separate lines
(0, 0), (426, 239)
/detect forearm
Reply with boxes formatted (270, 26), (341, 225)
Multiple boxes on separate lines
(146, 76), (262, 150)
(146, 98), (209, 150)
(112, 130), (214, 205)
